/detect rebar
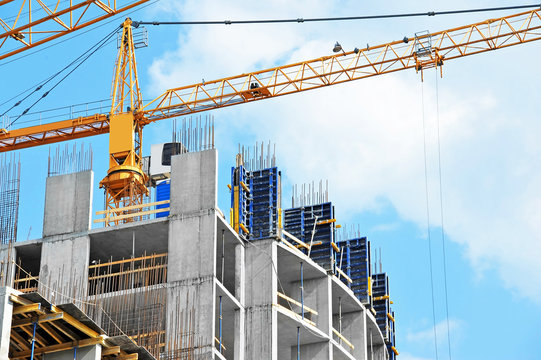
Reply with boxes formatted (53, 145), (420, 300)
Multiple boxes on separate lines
(47, 142), (92, 177)
(0, 153), (21, 245)
(172, 115), (215, 154)
(291, 179), (328, 208)
(237, 140), (276, 171)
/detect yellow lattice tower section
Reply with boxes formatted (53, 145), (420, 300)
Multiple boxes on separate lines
(99, 18), (148, 225)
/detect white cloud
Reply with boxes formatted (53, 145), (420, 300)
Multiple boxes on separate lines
(146, 0), (541, 303)
(406, 318), (460, 345)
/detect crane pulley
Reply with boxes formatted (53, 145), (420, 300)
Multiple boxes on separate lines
(1, 8), (541, 222)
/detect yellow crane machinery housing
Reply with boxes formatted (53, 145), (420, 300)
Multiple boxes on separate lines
(1, 9), (541, 223)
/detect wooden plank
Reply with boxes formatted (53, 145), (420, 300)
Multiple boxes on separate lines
(102, 345), (121, 355)
(282, 229), (309, 249)
(11, 337), (104, 357)
(40, 322), (65, 344)
(332, 328), (355, 350)
(88, 252), (167, 269)
(9, 294), (33, 306)
(94, 206), (170, 223)
(214, 336), (227, 351)
(335, 267), (353, 284)
(273, 303), (316, 327)
(50, 305), (100, 338)
(12, 303), (42, 315)
(95, 199), (170, 214)
(50, 320), (78, 341)
(11, 312), (63, 327)
(277, 292), (318, 315)
(88, 264), (166, 280)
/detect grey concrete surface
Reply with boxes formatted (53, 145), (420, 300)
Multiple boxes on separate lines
(43, 344), (101, 360)
(43, 171), (93, 237)
(39, 235), (90, 304)
(0, 287), (19, 359)
(170, 149), (217, 215)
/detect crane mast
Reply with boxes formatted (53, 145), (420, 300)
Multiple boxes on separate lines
(99, 18), (147, 223)
(1, 9), (541, 223)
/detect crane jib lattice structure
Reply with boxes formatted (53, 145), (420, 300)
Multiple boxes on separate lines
(0, 0), (152, 61)
(1, 9), (541, 222)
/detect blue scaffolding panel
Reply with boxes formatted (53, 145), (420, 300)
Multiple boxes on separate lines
(230, 166), (281, 240)
(156, 180), (170, 218)
(250, 167), (281, 240)
(284, 202), (336, 272)
(372, 272), (391, 341)
(337, 237), (372, 306)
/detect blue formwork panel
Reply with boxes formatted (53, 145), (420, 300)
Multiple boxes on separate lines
(156, 180), (170, 218)
(372, 273), (391, 341)
(387, 308), (396, 360)
(284, 202), (336, 272)
(337, 237), (372, 306)
(249, 168), (280, 240)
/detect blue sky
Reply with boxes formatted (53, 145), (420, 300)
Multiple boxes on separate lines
(2, 1), (541, 359)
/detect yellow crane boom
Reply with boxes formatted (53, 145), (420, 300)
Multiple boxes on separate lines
(1, 8), (540, 222)
(2, 8), (540, 152)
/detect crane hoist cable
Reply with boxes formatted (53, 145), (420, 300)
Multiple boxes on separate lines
(133, 3), (541, 26)
(3, 27), (118, 128)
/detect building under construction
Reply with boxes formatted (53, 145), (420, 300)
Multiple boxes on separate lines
(0, 131), (397, 360)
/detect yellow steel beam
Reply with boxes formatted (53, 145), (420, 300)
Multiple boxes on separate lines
(12, 303), (42, 315)
(0, 114), (108, 152)
(50, 305), (100, 338)
(11, 312), (63, 327)
(0, 0), (151, 61)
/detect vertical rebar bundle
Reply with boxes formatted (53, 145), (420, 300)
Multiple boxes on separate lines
(0, 153), (21, 245)
(291, 180), (329, 208)
(172, 116), (215, 154)
(238, 141), (276, 171)
(336, 224), (363, 242)
(47, 142), (93, 177)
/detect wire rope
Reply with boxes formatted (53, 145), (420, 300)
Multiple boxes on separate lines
(134, 4), (541, 26)
(435, 70), (452, 360)
(421, 79), (439, 360)
(5, 28), (118, 128)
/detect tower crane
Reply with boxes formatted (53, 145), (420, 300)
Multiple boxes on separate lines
(1, 9), (540, 224)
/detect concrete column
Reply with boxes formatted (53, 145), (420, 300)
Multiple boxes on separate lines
(170, 149), (217, 215)
(335, 309), (367, 359)
(0, 287), (20, 359)
(0, 246), (16, 288)
(234, 243), (245, 360)
(43, 171), (93, 237)
(39, 236), (90, 305)
(43, 344), (101, 359)
(244, 240), (277, 360)
(166, 213), (217, 357)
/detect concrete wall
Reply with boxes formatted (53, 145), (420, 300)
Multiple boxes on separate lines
(245, 240), (278, 360)
(43, 171), (93, 237)
(0, 287), (20, 359)
(166, 149), (219, 358)
(39, 236), (90, 305)
(170, 150), (217, 214)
